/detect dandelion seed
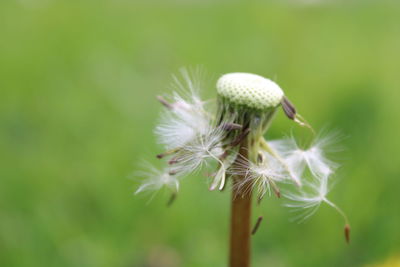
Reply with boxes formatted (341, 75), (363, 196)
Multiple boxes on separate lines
(171, 126), (228, 175)
(268, 134), (339, 182)
(155, 69), (211, 150)
(284, 177), (329, 223)
(231, 152), (287, 200)
(284, 176), (349, 228)
(135, 163), (180, 195)
(155, 101), (210, 150)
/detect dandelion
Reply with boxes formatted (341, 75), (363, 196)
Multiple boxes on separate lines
(135, 69), (350, 266)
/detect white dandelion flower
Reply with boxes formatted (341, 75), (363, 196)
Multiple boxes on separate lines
(135, 163), (180, 195)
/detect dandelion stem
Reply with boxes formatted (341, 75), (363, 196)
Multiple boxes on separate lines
(229, 138), (252, 267)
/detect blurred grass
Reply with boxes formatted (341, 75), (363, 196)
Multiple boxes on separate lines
(1, 0), (400, 266)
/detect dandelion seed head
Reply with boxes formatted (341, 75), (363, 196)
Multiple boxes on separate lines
(216, 73), (284, 110)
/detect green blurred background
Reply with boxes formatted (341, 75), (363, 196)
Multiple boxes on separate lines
(1, 0), (400, 266)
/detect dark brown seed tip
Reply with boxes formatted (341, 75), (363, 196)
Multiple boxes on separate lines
(230, 128), (250, 147)
(168, 170), (178, 176)
(257, 153), (263, 164)
(156, 95), (174, 109)
(168, 158), (179, 165)
(281, 96), (297, 120)
(167, 193), (177, 207)
(156, 153), (164, 159)
(344, 224), (351, 244)
(252, 216), (263, 235)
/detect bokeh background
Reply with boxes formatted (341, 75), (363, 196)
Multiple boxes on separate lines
(1, 0), (400, 266)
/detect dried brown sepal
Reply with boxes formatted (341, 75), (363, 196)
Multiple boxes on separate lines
(156, 95), (174, 109)
(230, 128), (251, 147)
(281, 96), (297, 120)
(219, 123), (243, 131)
(257, 152), (264, 164)
(344, 224), (351, 244)
(251, 216), (263, 235)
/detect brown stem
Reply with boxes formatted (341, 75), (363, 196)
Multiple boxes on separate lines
(229, 141), (252, 267)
